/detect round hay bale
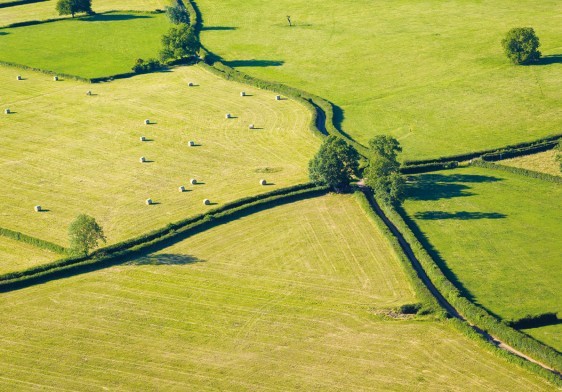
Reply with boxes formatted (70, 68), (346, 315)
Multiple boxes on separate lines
(86, 90), (92, 96)
(188, 82), (194, 87)
(203, 199), (211, 205)
(53, 76), (59, 81)
(140, 136), (146, 142)
(249, 124), (255, 129)
(4, 109), (10, 115)
(188, 140), (195, 147)
(225, 113), (231, 119)
(275, 95), (281, 101)
(34, 205), (41, 212)
(240, 91), (246, 97)
(190, 178), (197, 185)
(260, 179), (267, 186)
(179, 185), (185, 192)
(17, 75), (22, 81)
(146, 198), (153, 205)
(140, 156), (146, 163)
(144, 119), (150, 125)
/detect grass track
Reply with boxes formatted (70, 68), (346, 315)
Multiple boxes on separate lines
(0, 64), (319, 247)
(0, 194), (552, 390)
(501, 150), (561, 177)
(0, 236), (57, 274)
(402, 166), (561, 321)
(197, 0), (562, 160)
(0, 0), (166, 26)
(0, 12), (170, 78)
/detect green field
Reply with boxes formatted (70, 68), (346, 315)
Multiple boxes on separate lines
(197, 0), (562, 160)
(0, 12), (170, 78)
(0, 0), (166, 27)
(0, 236), (57, 274)
(0, 64), (319, 248)
(502, 150), (561, 176)
(524, 324), (562, 353)
(0, 194), (552, 390)
(401, 166), (561, 321)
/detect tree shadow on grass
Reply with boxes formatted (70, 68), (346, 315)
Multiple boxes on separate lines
(225, 59), (284, 67)
(126, 253), (205, 266)
(202, 26), (237, 31)
(414, 211), (507, 220)
(0, 32), (9, 36)
(530, 54), (562, 66)
(80, 13), (152, 22)
(406, 173), (503, 201)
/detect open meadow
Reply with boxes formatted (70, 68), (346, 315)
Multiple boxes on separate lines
(0, 194), (553, 391)
(401, 166), (561, 323)
(0, 0), (166, 27)
(0, 64), (319, 250)
(0, 12), (170, 78)
(197, 0), (562, 160)
(501, 149), (561, 176)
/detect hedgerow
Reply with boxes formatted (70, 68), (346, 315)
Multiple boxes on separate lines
(0, 227), (67, 254)
(471, 159), (562, 184)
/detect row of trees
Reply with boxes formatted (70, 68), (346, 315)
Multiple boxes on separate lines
(309, 135), (405, 204)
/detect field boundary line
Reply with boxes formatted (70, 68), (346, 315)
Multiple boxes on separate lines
(471, 159), (562, 183)
(359, 188), (561, 384)
(0, 227), (67, 254)
(0, 184), (329, 292)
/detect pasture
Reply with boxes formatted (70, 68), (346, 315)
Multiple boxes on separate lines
(501, 149), (561, 176)
(0, 236), (57, 274)
(0, 194), (552, 391)
(0, 0), (166, 27)
(524, 325), (562, 354)
(0, 64), (319, 248)
(197, 0), (562, 160)
(401, 166), (562, 322)
(0, 12), (170, 78)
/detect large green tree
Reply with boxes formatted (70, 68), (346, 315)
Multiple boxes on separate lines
(364, 135), (405, 204)
(165, 0), (190, 25)
(68, 214), (106, 255)
(56, 0), (92, 18)
(501, 27), (541, 65)
(309, 136), (359, 192)
(160, 23), (199, 62)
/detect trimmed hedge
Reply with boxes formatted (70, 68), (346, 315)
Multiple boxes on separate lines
(482, 141), (559, 161)
(471, 160), (562, 184)
(184, 0), (368, 156)
(400, 161), (459, 174)
(353, 191), (442, 317)
(0, 184), (328, 291)
(0, 227), (67, 254)
(381, 203), (562, 377)
(403, 134), (562, 166)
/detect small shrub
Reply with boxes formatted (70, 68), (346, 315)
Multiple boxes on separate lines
(398, 303), (422, 314)
(132, 58), (164, 74)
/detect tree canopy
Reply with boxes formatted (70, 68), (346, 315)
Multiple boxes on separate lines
(501, 27), (541, 65)
(308, 136), (359, 192)
(364, 135), (405, 204)
(56, 0), (92, 18)
(68, 214), (106, 255)
(160, 23), (199, 62)
(165, 0), (190, 25)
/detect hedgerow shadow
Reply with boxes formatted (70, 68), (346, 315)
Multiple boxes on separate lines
(80, 13), (152, 22)
(127, 253), (204, 266)
(225, 59), (284, 67)
(201, 26), (237, 31)
(414, 211), (507, 220)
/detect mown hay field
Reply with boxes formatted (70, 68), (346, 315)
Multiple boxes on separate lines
(501, 149), (561, 177)
(401, 166), (561, 322)
(0, 194), (552, 391)
(0, 0), (166, 27)
(0, 236), (58, 274)
(0, 12), (170, 78)
(197, 0), (562, 160)
(0, 64), (319, 251)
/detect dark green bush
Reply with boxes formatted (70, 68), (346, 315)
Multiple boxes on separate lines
(502, 27), (541, 65)
(132, 58), (164, 73)
(398, 303), (423, 314)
